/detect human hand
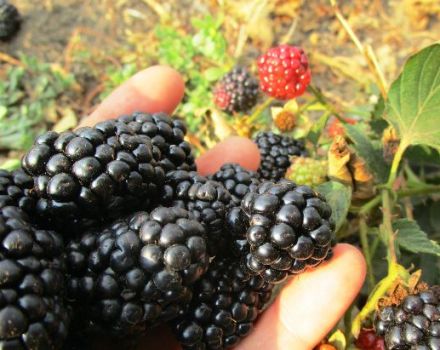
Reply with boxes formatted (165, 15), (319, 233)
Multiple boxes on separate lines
(80, 65), (367, 350)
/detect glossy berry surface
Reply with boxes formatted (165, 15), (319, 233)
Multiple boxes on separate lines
(171, 257), (273, 350)
(0, 169), (35, 213)
(162, 170), (233, 256)
(209, 163), (260, 204)
(0, 0), (20, 41)
(374, 287), (440, 349)
(21, 112), (195, 232)
(65, 206), (209, 335)
(254, 131), (307, 181)
(237, 180), (334, 283)
(257, 45), (311, 100)
(0, 205), (69, 349)
(356, 329), (385, 350)
(213, 67), (259, 114)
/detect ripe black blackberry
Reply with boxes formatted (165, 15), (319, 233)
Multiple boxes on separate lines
(0, 0), (20, 41)
(162, 170), (234, 256)
(65, 206), (209, 335)
(21, 113), (195, 231)
(232, 180), (334, 284)
(0, 205), (69, 349)
(171, 257), (273, 350)
(213, 67), (259, 114)
(375, 287), (440, 350)
(254, 131), (307, 181)
(209, 163), (260, 205)
(0, 169), (35, 212)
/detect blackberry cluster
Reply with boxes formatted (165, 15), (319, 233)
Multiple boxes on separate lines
(0, 0), (20, 41)
(162, 170), (233, 256)
(213, 67), (259, 114)
(172, 258), (273, 350)
(21, 112), (194, 232)
(234, 180), (334, 283)
(65, 207), (209, 335)
(0, 169), (34, 211)
(209, 163), (260, 204)
(0, 205), (69, 349)
(254, 131), (306, 181)
(375, 287), (440, 349)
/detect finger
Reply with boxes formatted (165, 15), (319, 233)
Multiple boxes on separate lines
(238, 244), (366, 350)
(79, 65), (185, 127)
(196, 136), (261, 176)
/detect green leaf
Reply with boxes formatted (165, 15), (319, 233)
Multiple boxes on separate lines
(394, 219), (440, 257)
(316, 181), (352, 232)
(385, 44), (440, 151)
(203, 67), (225, 82)
(328, 329), (347, 350)
(344, 124), (389, 183)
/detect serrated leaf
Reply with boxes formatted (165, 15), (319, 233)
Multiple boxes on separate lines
(316, 181), (352, 232)
(345, 124), (389, 183)
(385, 44), (440, 151)
(394, 219), (440, 257)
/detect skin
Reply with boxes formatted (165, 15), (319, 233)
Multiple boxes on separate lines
(80, 65), (367, 350)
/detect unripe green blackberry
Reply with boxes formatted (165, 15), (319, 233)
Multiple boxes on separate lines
(374, 287), (440, 350)
(171, 257), (273, 349)
(213, 67), (259, 114)
(0, 0), (20, 41)
(65, 206), (209, 336)
(254, 132), (306, 181)
(209, 163), (260, 204)
(0, 204), (69, 349)
(162, 170), (234, 256)
(231, 180), (334, 284)
(285, 157), (328, 187)
(21, 112), (194, 233)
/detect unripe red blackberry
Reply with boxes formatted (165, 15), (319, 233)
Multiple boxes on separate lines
(254, 131), (306, 181)
(374, 287), (440, 350)
(171, 257), (273, 349)
(356, 329), (385, 350)
(65, 206), (209, 336)
(162, 170), (234, 256)
(0, 0), (20, 41)
(21, 112), (194, 233)
(233, 180), (334, 284)
(257, 44), (311, 100)
(0, 205), (69, 349)
(209, 163), (260, 204)
(213, 67), (259, 114)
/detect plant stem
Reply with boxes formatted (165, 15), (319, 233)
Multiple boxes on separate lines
(359, 218), (375, 288)
(386, 142), (407, 188)
(359, 194), (382, 215)
(381, 189), (397, 265)
(398, 185), (440, 198)
(247, 97), (275, 124)
(307, 85), (343, 120)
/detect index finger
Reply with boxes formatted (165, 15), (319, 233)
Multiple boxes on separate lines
(79, 65), (185, 127)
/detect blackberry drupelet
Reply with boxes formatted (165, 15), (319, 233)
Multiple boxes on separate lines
(0, 169), (35, 212)
(213, 67), (259, 114)
(254, 131), (306, 181)
(65, 206), (209, 335)
(235, 180), (334, 284)
(172, 257), (273, 350)
(0, 205), (69, 349)
(0, 0), (20, 41)
(162, 170), (234, 256)
(209, 163), (260, 204)
(21, 113), (170, 230)
(374, 287), (440, 350)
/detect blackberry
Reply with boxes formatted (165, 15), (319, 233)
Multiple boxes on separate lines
(234, 180), (334, 284)
(0, 169), (35, 212)
(209, 163), (260, 204)
(213, 67), (259, 114)
(162, 170), (234, 256)
(21, 112), (195, 231)
(254, 131), (306, 181)
(172, 257), (273, 349)
(0, 0), (20, 41)
(285, 157), (328, 187)
(0, 205), (69, 349)
(65, 206), (209, 335)
(374, 287), (440, 349)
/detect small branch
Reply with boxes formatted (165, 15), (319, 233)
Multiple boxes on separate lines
(307, 85), (343, 119)
(359, 218), (375, 288)
(381, 189), (397, 265)
(0, 52), (25, 67)
(247, 97), (275, 124)
(359, 195), (381, 215)
(397, 184), (440, 198)
(386, 142), (408, 188)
